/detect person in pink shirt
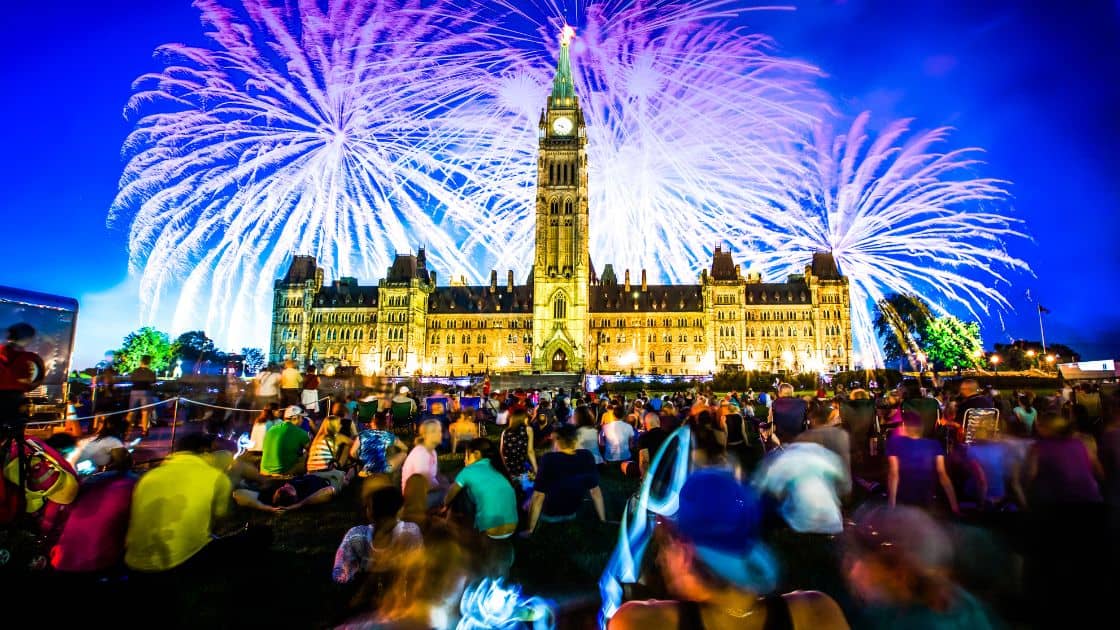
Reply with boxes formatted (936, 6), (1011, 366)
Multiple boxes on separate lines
(51, 464), (137, 572)
(400, 419), (447, 509)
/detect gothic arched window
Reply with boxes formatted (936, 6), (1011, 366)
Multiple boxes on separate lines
(553, 296), (567, 319)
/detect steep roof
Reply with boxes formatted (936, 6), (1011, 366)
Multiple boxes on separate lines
(428, 285), (533, 314)
(710, 247), (738, 281)
(386, 251), (431, 283)
(591, 284), (704, 313)
(811, 252), (841, 280)
(280, 255), (319, 285)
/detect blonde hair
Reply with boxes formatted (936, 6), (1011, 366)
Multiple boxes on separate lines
(315, 415), (342, 441)
(849, 388), (871, 400)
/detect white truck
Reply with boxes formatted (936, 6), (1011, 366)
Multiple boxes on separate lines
(0, 285), (79, 421)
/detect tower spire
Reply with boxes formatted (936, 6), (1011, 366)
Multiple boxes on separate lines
(550, 25), (577, 107)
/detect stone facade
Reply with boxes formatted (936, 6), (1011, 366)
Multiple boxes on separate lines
(270, 35), (852, 376)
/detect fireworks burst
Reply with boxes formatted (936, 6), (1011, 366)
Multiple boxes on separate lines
(112, 0), (509, 348)
(459, 0), (825, 280)
(742, 111), (1030, 366)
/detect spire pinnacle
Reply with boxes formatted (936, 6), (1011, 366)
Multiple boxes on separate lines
(550, 25), (576, 107)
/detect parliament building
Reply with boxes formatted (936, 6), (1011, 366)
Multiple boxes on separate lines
(270, 32), (852, 377)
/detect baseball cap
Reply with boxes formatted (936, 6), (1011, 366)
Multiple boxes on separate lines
(284, 405), (308, 418)
(673, 470), (778, 592)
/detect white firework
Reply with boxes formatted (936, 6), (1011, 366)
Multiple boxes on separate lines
(743, 111), (1030, 365)
(112, 0), (507, 348)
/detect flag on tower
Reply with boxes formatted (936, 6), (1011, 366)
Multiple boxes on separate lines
(1038, 305), (1051, 314)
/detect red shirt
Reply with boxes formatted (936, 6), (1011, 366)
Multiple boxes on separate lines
(51, 475), (137, 572)
(0, 343), (44, 392)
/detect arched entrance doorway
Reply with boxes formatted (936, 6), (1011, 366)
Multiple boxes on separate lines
(551, 349), (568, 372)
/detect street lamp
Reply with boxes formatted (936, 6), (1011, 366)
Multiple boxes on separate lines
(990, 354), (1001, 373)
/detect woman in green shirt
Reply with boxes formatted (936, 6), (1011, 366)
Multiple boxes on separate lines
(443, 438), (518, 539)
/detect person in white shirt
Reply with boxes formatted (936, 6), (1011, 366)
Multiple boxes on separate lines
(68, 416), (129, 473)
(255, 365), (281, 407)
(601, 415), (635, 463)
(400, 419), (447, 508)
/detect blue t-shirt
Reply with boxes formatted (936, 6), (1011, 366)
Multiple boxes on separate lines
(967, 442), (1009, 500)
(356, 429), (397, 474)
(886, 435), (944, 507)
(454, 459), (518, 531)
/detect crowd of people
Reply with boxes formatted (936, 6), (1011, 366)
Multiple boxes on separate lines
(5, 336), (1120, 628)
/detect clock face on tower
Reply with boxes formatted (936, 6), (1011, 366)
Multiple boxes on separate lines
(552, 116), (574, 136)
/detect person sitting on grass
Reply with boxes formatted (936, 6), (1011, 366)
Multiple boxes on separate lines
(449, 411), (480, 455)
(350, 412), (409, 477)
(624, 412), (669, 479)
(51, 447), (137, 572)
(124, 433), (233, 572)
(233, 469), (351, 513)
(610, 469), (849, 630)
(887, 411), (959, 514)
(67, 415), (130, 475)
(246, 403), (281, 457)
(401, 418), (450, 509)
(333, 485), (423, 584)
(525, 425), (606, 535)
(443, 438), (518, 540)
(844, 505), (994, 629)
(260, 405), (312, 476)
(575, 405), (604, 465)
(500, 408), (538, 487)
(770, 382), (808, 444)
(307, 414), (352, 473)
(601, 405), (636, 466)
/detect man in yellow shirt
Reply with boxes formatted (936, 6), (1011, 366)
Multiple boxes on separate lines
(280, 359), (303, 406)
(124, 433), (233, 572)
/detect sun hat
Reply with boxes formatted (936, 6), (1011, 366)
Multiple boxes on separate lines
(673, 469), (778, 592)
(284, 405), (308, 419)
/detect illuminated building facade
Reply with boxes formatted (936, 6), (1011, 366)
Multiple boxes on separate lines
(270, 31), (852, 376)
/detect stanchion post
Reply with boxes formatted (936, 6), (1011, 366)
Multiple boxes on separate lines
(170, 397), (180, 454)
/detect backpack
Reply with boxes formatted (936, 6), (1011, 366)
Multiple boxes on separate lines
(1, 437), (79, 523)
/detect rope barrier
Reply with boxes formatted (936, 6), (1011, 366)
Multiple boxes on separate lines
(25, 398), (174, 427)
(23, 395), (333, 427)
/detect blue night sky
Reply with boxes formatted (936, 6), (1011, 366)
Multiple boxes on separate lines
(1, 0), (1117, 367)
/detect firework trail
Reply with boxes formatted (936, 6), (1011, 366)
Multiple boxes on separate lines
(742, 111), (1030, 366)
(454, 0), (825, 281)
(112, 0), (509, 348)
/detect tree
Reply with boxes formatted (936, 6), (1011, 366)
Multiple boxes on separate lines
(874, 293), (931, 367)
(921, 316), (983, 370)
(116, 327), (174, 373)
(241, 347), (266, 375)
(173, 330), (217, 364)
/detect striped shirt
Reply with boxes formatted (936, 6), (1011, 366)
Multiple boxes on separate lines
(306, 437), (337, 472)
